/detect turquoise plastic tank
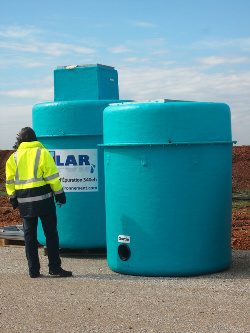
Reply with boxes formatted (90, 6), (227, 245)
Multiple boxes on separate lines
(103, 100), (235, 276)
(32, 64), (130, 248)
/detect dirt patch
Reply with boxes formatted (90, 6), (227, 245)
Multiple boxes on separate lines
(0, 196), (22, 227)
(0, 150), (13, 183)
(233, 146), (250, 192)
(0, 147), (250, 250)
(232, 206), (250, 250)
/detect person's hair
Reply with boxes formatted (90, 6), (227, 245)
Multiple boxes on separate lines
(17, 127), (37, 146)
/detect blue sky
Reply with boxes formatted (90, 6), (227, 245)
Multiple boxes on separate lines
(0, 0), (250, 148)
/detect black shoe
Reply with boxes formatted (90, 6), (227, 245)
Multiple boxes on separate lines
(30, 272), (41, 278)
(49, 267), (72, 277)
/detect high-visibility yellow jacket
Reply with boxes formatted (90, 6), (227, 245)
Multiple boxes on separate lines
(6, 141), (66, 217)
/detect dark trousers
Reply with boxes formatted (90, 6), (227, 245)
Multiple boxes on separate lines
(22, 211), (61, 275)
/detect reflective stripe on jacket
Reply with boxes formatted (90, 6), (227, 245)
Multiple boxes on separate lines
(6, 141), (64, 217)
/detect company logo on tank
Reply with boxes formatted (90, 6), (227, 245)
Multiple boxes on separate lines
(49, 149), (98, 192)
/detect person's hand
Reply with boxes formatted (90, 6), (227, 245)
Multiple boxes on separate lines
(57, 202), (62, 208)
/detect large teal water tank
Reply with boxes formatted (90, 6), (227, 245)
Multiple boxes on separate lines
(103, 100), (235, 276)
(32, 64), (130, 248)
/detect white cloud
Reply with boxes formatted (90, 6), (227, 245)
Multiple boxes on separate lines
(41, 42), (96, 56)
(152, 49), (169, 55)
(121, 57), (150, 63)
(0, 75), (54, 100)
(132, 21), (156, 28)
(0, 41), (96, 56)
(0, 74), (55, 149)
(0, 87), (53, 100)
(94, 24), (112, 28)
(0, 104), (33, 149)
(28, 75), (53, 86)
(118, 65), (250, 145)
(22, 61), (46, 68)
(121, 57), (139, 63)
(109, 45), (131, 54)
(196, 56), (249, 67)
(195, 37), (250, 52)
(0, 57), (48, 68)
(159, 61), (176, 66)
(0, 26), (40, 39)
(127, 38), (166, 48)
(0, 56), (41, 68)
(0, 41), (39, 53)
(118, 66), (250, 101)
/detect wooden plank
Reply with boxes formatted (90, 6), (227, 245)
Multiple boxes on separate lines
(0, 238), (25, 247)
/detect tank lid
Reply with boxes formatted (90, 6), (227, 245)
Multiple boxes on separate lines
(103, 101), (233, 144)
(109, 99), (192, 106)
(57, 64), (115, 69)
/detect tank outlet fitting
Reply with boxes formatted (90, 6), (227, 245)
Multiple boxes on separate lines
(118, 244), (131, 261)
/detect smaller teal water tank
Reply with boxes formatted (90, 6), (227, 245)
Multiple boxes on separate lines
(33, 100), (114, 248)
(103, 100), (235, 276)
(32, 64), (131, 249)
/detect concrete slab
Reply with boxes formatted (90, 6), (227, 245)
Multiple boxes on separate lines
(0, 248), (249, 332)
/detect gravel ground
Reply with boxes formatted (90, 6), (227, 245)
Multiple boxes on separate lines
(0, 248), (249, 333)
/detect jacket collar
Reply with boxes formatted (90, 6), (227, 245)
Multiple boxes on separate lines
(18, 141), (45, 150)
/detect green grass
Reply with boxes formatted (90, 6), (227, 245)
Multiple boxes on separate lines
(232, 201), (250, 211)
(232, 191), (250, 212)
(0, 183), (7, 197)
(232, 191), (250, 199)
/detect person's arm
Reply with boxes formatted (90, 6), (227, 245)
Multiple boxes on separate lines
(6, 154), (18, 210)
(40, 149), (66, 205)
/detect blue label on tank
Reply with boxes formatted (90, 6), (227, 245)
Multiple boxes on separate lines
(55, 154), (91, 166)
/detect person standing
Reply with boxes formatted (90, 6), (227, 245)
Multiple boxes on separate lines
(6, 127), (72, 278)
